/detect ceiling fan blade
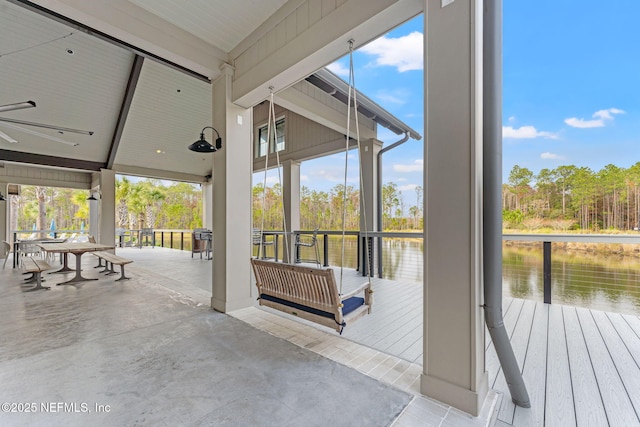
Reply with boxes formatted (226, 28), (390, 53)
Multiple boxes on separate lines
(0, 101), (36, 113)
(0, 122), (79, 147)
(0, 130), (18, 143)
(0, 117), (93, 135)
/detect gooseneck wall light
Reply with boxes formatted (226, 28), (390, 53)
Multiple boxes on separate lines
(188, 126), (222, 153)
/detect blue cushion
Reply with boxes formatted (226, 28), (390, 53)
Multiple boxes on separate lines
(342, 296), (365, 316)
(260, 294), (365, 319)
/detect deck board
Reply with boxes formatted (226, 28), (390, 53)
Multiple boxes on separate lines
(622, 313), (640, 337)
(563, 306), (609, 426)
(607, 311), (640, 368)
(512, 302), (548, 426)
(577, 307), (639, 426)
(591, 310), (640, 421)
(544, 304), (576, 427)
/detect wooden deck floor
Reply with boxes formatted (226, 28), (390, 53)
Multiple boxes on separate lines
(115, 248), (640, 426)
(339, 272), (640, 426)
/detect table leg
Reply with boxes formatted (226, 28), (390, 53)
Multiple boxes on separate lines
(50, 253), (75, 274)
(25, 273), (50, 291)
(56, 253), (97, 285)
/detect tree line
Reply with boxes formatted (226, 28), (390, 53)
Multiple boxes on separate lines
(18, 163), (640, 235)
(504, 163), (640, 231)
(10, 177), (203, 233)
(252, 182), (424, 231)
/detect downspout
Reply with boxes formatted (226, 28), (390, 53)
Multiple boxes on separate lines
(483, 0), (530, 407)
(376, 132), (409, 277)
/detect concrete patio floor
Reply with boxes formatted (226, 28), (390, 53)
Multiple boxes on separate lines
(0, 248), (497, 426)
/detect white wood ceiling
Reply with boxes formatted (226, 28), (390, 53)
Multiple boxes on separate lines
(0, 0), (217, 179)
(128, 0), (289, 52)
(0, 1), (134, 163)
(114, 60), (213, 177)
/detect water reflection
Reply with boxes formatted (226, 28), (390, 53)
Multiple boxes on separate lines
(258, 235), (640, 315)
(503, 245), (640, 315)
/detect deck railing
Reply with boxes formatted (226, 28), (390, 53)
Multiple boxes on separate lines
(503, 233), (640, 311)
(290, 231), (640, 314)
(35, 227), (635, 313)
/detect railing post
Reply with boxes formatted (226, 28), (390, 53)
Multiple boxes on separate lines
(323, 234), (329, 267)
(356, 235), (360, 272)
(543, 241), (552, 304)
(378, 236), (383, 278)
(170, 232), (174, 249)
(361, 236), (368, 277)
(180, 232), (184, 251)
(274, 234), (279, 262)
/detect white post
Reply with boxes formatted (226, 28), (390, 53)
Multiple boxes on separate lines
(0, 181), (7, 250)
(421, 0), (488, 415)
(359, 138), (382, 275)
(96, 169), (116, 247)
(211, 64), (254, 312)
(202, 181), (213, 229)
(282, 160), (300, 263)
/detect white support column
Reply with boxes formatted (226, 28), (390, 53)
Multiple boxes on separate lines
(202, 181), (213, 229)
(421, 0), (488, 416)
(0, 181), (7, 251)
(211, 64), (254, 312)
(282, 160), (300, 263)
(359, 139), (382, 275)
(96, 169), (116, 247)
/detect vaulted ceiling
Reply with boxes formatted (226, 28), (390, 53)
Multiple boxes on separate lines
(0, 0), (421, 184)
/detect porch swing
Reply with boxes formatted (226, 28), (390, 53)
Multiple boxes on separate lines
(250, 41), (373, 334)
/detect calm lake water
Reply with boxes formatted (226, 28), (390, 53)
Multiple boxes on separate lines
(297, 236), (640, 316)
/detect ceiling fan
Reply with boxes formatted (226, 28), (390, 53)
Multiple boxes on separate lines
(0, 100), (94, 147)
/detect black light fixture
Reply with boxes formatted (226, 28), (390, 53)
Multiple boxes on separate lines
(0, 192), (5, 201)
(87, 192), (98, 201)
(188, 126), (222, 153)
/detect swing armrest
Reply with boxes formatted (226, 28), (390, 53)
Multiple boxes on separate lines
(340, 282), (371, 301)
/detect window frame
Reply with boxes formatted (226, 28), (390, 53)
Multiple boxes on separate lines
(255, 117), (285, 158)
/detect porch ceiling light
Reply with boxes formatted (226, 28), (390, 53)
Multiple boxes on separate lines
(188, 126), (222, 153)
(0, 192), (5, 201)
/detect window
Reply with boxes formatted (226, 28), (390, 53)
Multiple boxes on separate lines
(256, 118), (285, 158)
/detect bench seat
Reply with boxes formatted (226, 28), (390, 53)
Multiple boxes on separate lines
(21, 257), (53, 291)
(92, 252), (133, 281)
(250, 258), (373, 333)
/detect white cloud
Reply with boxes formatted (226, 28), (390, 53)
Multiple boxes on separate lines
(360, 31), (423, 72)
(508, 116), (516, 123)
(265, 176), (280, 185)
(326, 62), (350, 77)
(300, 175), (309, 182)
(314, 169), (357, 184)
(540, 152), (564, 160)
(374, 90), (407, 106)
(330, 152), (355, 160)
(564, 108), (625, 128)
(399, 184), (418, 192)
(393, 159), (423, 173)
(502, 126), (558, 139)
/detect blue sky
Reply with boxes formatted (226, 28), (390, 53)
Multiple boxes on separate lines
(257, 1), (640, 211)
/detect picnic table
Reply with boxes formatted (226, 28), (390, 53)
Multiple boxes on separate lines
(37, 242), (115, 285)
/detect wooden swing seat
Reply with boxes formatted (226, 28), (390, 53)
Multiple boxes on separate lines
(250, 258), (373, 333)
